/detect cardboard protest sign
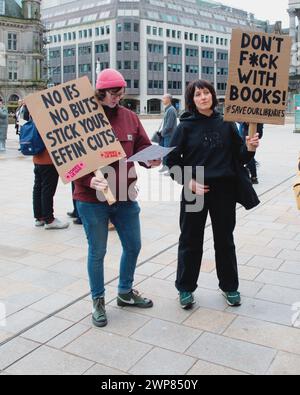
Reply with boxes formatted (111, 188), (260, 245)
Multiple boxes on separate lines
(24, 76), (126, 184)
(224, 29), (292, 125)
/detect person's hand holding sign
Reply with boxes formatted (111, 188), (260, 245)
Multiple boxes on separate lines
(148, 159), (161, 168)
(90, 174), (109, 192)
(246, 133), (260, 152)
(189, 180), (210, 196)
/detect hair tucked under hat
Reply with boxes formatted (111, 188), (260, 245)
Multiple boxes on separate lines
(96, 69), (127, 90)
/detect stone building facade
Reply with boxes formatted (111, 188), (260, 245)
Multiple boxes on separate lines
(0, 0), (46, 113)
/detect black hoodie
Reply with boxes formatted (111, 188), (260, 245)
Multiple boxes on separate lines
(166, 110), (255, 184)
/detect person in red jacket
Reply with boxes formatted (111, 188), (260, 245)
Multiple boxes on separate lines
(74, 69), (161, 327)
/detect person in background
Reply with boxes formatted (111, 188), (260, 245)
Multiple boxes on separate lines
(67, 182), (82, 225)
(15, 99), (24, 135)
(74, 69), (161, 328)
(239, 123), (264, 184)
(159, 94), (178, 173)
(166, 80), (260, 310)
(22, 106), (70, 230)
(0, 98), (8, 152)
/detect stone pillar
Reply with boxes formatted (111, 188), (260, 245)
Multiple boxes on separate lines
(289, 10), (296, 42)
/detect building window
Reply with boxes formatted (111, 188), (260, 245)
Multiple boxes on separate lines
(117, 42), (122, 51)
(8, 61), (18, 80)
(124, 22), (131, 32)
(148, 43), (163, 54)
(106, 26), (110, 34)
(134, 23), (139, 32)
(117, 23), (122, 32)
(168, 63), (181, 73)
(202, 66), (214, 75)
(79, 46), (91, 56)
(148, 62), (163, 71)
(124, 61), (131, 70)
(100, 62), (109, 71)
(168, 46), (182, 56)
(148, 80), (163, 89)
(79, 64), (91, 73)
(124, 42), (131, 50)
(147, 26), (151, 35)
(217, 67), (228, 75)
(63, 48), (75, 57)
(64, 65), (76, 74)
(117, 61), (122, 70)
(217, 82), (227, 91)
(133, 61), (139, 70)
(50, 50), (61, 58)
(95, 44), (109, 53)
(186, 65), (199, 74)
(125, 79), (131, 88)
(159, 28), (163, 37)
(168, 81), (182, 90)
(8, 33), (17, 51)
(186, 48), (198, 57)
(134, 80), (139, 89)
(133, 42), (139, 51)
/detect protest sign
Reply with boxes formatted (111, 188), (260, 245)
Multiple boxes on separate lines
(224, 29), (292, 126)
(24, 76), (126, 185)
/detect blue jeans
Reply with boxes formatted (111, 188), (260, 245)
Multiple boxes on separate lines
(77, 201), (141, 299)
(160, 136), (171, 165)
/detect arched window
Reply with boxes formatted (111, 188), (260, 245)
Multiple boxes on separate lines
(9, 94), (19, 102)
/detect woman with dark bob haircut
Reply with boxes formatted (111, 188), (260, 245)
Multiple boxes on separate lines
(166, 79), (260, 310)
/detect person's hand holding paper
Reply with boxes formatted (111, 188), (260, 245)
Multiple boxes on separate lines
(127, 145), (175, 167)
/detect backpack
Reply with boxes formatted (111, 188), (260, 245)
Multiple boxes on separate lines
(19, 120), (45, 156)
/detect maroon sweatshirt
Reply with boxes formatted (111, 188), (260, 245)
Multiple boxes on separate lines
(73, 105), (151, 203)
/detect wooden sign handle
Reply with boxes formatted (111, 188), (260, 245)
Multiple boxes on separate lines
(94, 168), (116, 206)
(249, 123), (257, 139)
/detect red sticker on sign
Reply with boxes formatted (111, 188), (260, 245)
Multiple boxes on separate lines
(65, 162), (86, 180)
(101, 151), (122, 159)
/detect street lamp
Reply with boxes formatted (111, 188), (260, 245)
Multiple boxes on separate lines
(96, 58), (101, 78)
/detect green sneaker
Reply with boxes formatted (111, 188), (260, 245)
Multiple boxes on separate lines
(117, 289), (153, 308)
(179, 292), (195, 310)
(92, 297), (107, 327)
(221, 290), (241, 307)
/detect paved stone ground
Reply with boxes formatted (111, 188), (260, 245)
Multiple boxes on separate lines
(0, 121), (300, 375)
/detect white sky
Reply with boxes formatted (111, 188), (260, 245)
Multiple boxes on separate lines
(39, 0), (290, 28)
(221, 0), (289, 27)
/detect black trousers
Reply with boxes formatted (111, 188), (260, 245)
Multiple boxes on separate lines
(33, 164), (59, 223)
(176, 179), (239, 293)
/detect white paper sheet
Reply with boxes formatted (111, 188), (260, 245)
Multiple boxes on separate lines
(127, 145), (176, 164)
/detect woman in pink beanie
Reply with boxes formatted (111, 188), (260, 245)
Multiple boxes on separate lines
(74, 69), (161, 327)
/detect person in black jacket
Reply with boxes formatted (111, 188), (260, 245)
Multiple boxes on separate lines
(166, 80), (260, 309)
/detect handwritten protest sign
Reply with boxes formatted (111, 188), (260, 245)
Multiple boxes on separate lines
(224, 29), (292, 125)
(24, 77), (126, 184)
